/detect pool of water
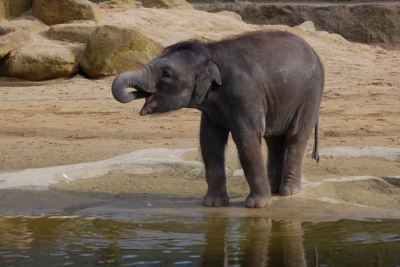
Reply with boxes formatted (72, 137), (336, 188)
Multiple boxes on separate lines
(0, 215), (399, 266)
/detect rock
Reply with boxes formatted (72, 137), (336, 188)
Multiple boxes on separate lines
(142, 0), (193, 10)
(9, 0), (32, 16)
(32, 0), (107, 25)
(98, 0), (142, 10)
(79, 25), (164, 78)
(194, 2), (400, 44)
(0, 43), (16, 60)
(297, 21), (315, 32)
(0, 43), (83, 81)
(0, 1), (5, 20)
(0, 30), (33, 59)
(0, 0), (32, 19)
(49, 22), (97, 43)
(0, 16), (48, 35)
(216, 11), (242, 21)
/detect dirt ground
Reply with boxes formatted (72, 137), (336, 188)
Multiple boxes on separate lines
(0, 8), (400, 218)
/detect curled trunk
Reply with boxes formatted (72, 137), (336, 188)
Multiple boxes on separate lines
(111, 69), (151, 103)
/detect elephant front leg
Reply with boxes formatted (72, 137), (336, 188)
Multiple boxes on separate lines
(232, 132), (272, 208)
(200, 116), (229, 207)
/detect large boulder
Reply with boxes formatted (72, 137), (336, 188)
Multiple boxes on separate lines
(0, 43), (83, 80)
(79, 25), (164, 78)
(142, 0), (193, 10)
(0, 30), (33, 59)
(32, 0), (107, 25)
(0, 0), (32, 19)
(0, 15), (48, 35)
(49, 21), (97, 43)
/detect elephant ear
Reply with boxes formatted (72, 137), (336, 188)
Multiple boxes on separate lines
(195, 60), (221, 104)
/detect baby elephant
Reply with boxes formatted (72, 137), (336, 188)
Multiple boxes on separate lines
(112, 31), (324, 208)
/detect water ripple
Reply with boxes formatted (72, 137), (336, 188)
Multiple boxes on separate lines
(0, 216), (399, 266)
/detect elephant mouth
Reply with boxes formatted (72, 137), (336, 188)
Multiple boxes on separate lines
(145, 93), (155, 103)
(139, 92), (157, 116)
(127, 82), (152, 99)
(131, 90), (152, 100)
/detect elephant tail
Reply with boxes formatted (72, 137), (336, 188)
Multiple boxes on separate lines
(311, 119), (320, 163)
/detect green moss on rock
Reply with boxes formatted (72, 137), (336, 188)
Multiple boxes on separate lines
(80, 25), (164, 78)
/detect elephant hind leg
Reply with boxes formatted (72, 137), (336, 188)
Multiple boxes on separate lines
(266, 134), (306, 196)
(265, 135), (286, 194)
(280, 93), (321, 196)
(280, 120), (316, 196)
(279, 138), (307, 196)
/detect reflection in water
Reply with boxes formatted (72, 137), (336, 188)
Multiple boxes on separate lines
(0, 215), (399, 266)
(202, 217), (228, 267)
(267, 220), (306, 267)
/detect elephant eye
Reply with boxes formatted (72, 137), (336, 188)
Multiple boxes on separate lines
(161, 69), (173, 80)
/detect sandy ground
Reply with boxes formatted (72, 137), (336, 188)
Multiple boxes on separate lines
(0, 7), (400, 219)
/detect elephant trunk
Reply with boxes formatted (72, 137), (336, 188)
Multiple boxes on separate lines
(111, 68), (152, 104)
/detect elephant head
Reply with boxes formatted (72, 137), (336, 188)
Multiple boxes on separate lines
(111, 41), (222, 115)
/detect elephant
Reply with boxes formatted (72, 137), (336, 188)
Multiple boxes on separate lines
(111, 30), (324, 208)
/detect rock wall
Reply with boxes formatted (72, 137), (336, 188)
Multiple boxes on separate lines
(194, 2), (400, 44)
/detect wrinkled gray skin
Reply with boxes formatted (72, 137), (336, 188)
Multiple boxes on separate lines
(112, 31), (324, 208)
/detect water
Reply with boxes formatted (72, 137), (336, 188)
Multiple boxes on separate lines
(0, 215), (399, 267)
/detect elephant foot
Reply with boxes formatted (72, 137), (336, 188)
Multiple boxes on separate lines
(280, 181), (302, 196)
(268, 172), (282, 194)
(245, 192), (272, 208)
(268, 178), (281, 194)
(203, 192), (229, 207)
